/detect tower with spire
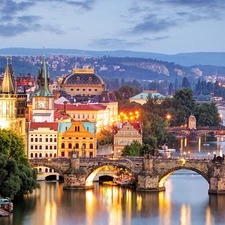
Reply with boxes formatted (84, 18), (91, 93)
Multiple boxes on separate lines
(32, 56), (54, 122)
(0, 57), (27, 137)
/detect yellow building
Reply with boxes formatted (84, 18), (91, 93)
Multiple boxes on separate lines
(58, 121), (96, 157)
(113, 122), (142, 157)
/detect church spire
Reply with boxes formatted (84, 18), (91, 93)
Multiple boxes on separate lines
(32, 55), (53, 97)
(1, 57), (15, 93)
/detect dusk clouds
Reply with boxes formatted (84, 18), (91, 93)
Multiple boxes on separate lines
(0, 0), (224, 53)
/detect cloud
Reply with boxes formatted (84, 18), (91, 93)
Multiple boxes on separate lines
(130, 14), (178, 34)
(128, 0), (225, 35)
(0, 0), (35, 15)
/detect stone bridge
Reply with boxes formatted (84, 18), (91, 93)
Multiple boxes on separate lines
(30, 156), (225, 194)
(167, 126), (225, 139)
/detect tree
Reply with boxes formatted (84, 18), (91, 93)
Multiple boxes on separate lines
(193, 103), (221, 126)
(0, 129), (39, 199)
(121, 140), (143, 156)
(97, 129), (113, 147)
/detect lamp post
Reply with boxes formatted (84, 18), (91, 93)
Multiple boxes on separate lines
(208, 152), (210, 159)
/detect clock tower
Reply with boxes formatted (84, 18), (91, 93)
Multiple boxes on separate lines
(32, 56), (54, 122)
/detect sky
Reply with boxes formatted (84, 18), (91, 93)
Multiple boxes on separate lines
(0, 0), (225, 54)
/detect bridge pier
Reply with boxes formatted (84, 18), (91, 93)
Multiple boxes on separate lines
(208, 159), (225, 195)
(136, 174), (165, 192)
(63, 158), (93, 190)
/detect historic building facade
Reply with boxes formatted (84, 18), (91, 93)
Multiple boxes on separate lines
(58, 121), (96, 157)
(113, 122), (142, 157)
(58, 67), (105, 97)
(0, 58), (27, 139)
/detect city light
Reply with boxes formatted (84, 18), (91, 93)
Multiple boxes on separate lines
(118, 111), (140, 122)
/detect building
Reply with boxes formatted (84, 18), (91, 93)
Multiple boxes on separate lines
(0, 58), (27, 139)
(28, 122), (58, 158)
(31, 56), (55, 122)
(113, 122), (142, 157)
(54, 102), (117, 133)
(58, 67), (105, 97)
(129, 90), (165, 105)
(58, 121), (96, 157)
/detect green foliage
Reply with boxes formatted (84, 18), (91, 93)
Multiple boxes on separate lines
(0, 129), (39, 199)
(97, 129), (113, 147)
(193, 103), (221, 126)
(114, 85), (141, 101)
(121, 140), (143, 156)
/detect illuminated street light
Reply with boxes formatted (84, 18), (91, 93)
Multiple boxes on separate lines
(208, 152), (210, 159)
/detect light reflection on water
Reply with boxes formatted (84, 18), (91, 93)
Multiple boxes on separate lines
(1, 137), (225, 225)
(0, 174), (225, 225)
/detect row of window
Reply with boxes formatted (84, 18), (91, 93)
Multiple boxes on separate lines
(30, 153), (57, 158)
(30, 138), (57, 142)
(30, 145), (57, 150)
(70, 88), (98, 92)
(61, 143), (93, 149)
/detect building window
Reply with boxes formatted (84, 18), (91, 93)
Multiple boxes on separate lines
(61, 143), (65, 148)
(90, 143), (93, 149)
(61, 152), (65, 157)
(89, 89), (91, 91)
(68, 143), (72, 148)
(54, 138), (57, 142)
(54, 146), (57, 150)
(30, 153), (33, 158)
(83, 89), (85, 91)
(70, 89), (74, 91)
(39, 153), (42, 158)
(50, 138), (52, 142)
(95, 89), (97, 91)
(31, 138), (33, 142)
(35, 145), (38, 150)
(77, 76), (80, 81)
(75, 143), (79, 149)
(50, 146), (52, 150)
(77, 89), (79, 91)
(45, 153), (48, 158)
(40, 138), (42, 142)
(46, 146), (48, 149)
(31, 145), (33, 149)
(35, 153), (38, 158)
(40, 145), (42, 149)
(35, 138), (38, 142)
(88, 77), (92, 81)
(46, 138), (48, 142)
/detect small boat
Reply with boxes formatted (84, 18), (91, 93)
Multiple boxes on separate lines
(0, 197), (13, 213)
(102, 181), (117, 186)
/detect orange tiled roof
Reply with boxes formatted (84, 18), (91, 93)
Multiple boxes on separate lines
(29, 122), (58, 131)
(54, 103), (107, 111)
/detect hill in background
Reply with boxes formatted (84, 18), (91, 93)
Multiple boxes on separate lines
(0, 48), (225, 67)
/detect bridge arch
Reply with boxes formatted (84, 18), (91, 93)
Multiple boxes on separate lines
(158, 166), (209, 190)
(85, 162), (137, 188)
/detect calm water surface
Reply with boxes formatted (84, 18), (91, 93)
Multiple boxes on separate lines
(1, 137), (225, 225)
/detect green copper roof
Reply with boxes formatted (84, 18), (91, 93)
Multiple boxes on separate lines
(33, 56), (53, 97)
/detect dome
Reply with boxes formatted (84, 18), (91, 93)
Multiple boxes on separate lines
(63, 68), (104, 86)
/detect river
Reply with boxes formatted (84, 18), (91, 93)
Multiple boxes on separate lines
(1, 137), (225, 225)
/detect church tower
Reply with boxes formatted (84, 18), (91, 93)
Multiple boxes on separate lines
(0, 58), (27, 137)
(32, 56), (54, 122)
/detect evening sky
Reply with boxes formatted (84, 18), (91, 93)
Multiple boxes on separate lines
(0, 0), (225, 54)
